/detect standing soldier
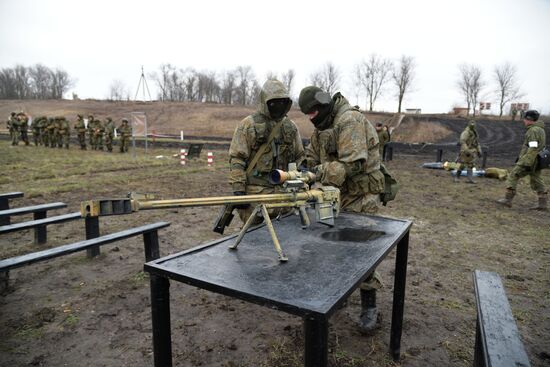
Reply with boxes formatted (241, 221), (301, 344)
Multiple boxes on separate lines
(375, 122), (390, 160)
(104, 117), (115, 152)
(18, 113), (30, 145)
(58, 116), (71, 149)
(74, 114), (87, 150)
(8, 112), (18, 145)
(48, 117), (58, 148)
(94, 118), (105, 150)
(32, 116), (46, 146)
(118, 118), (132, 153)
(454, 120), (482, 183)
(229, 79), (304, 224)
(298, 86), (386, 333)
(497, 110), (547, 210)
(42, 118), (51, 147)
(87, 115), (96, 149)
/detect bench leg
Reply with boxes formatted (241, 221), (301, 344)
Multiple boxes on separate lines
(85, 216), (101, 258)
(150, 275), (172, 367)
(473, 317), (485, 367)
(304, 315), (328, 367)
(390, 231), (409, 361)
(143, 230), (160, 262)
(33, 211), (47, 245)
(0, 198), (9, 226)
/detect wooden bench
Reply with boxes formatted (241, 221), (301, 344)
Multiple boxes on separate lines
(0, 192), (24, 225)
(0, 212), (82, 244)
(473, 270), (531, 367)
(0, 221), (171, 289)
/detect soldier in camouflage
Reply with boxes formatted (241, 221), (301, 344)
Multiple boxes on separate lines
(497, 110), (547, 210)
(8, 112), (19, 145)
(74, 114), (87, 150)
(33, 116), (47, 146)
(104, 117), (115, 152)
(93, 119), (105, 150)
(229, 79), (305, 224)
(454, 120), (482, 183)
(118, 118), (132, 153)
(299, 86), (385, 333)
(375, 122), (390, 160)
(58, 117), (70, 149)
(18, 113), (30, 146)
(87, 115), (96, 149)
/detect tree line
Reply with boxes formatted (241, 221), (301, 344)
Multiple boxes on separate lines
(0, 64), (74, 99)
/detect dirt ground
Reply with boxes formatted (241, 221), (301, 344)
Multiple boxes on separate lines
(0, 139), (548, 367)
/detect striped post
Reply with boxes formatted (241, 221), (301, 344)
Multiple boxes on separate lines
(207, 151), (214, 167)
(180, 149), (187, 166)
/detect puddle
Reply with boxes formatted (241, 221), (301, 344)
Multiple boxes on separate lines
(321, 228), (385, 242)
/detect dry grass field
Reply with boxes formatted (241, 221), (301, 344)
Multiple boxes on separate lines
(0, 100), (549, 367)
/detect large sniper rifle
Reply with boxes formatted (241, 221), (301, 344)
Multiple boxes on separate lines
(80, 164), (340, 261)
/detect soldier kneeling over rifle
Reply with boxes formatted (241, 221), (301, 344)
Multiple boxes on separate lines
(298, 86), (386, 333)
(497, 110), (547, 210)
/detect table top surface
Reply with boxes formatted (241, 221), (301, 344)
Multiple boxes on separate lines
(145, 212), (411, 318)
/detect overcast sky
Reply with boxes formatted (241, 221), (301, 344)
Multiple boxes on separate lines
(1, 0), (549, 114)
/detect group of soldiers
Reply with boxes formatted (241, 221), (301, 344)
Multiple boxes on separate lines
(6, 112), (133, 153)
(455, 111), (547, 210)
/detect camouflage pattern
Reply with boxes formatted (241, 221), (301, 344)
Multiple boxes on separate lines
(457, 120), (482, 170)
(104, 118), (115, 152)
(305, 93), (384, 290)
(118, 119), (132, 153)
(506, 120), (546, 192)
(31, 116), (42, 145)
(229, 79), (305, 223)
(48, 118), (59, 148)
(74, 115), (87, 150)
(58, 117), (70, 149)
(87, 116), (95, 147)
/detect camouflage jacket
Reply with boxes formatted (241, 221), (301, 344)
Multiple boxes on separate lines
(460, 126), (481, 155)
(229, 80), (304, 193)
(306, 94), (384, 195)
(118, 124), (132, 138)
(104, 121), (115, 136)
(517, 121), (546, 168)
(74, 118), (86, 133)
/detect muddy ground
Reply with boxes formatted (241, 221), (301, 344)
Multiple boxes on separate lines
(0, 142), (549, 367)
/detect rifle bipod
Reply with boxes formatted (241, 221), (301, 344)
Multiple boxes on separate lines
(229, 203), (310, 262)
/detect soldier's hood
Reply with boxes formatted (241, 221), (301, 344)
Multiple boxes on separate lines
(257, 79), (291, 118)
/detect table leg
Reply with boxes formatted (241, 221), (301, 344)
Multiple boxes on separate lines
(143, 230), (160, 262)
(150, 275), (172, 367)
(33, 211), (47, 244)
(473, 317), (484, 367)
(304, 315), (328, 367)
(85, 216), (100, 258)
(390, 230), (409, 361)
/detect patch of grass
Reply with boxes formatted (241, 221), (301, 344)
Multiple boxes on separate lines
(15, 324), (44, 340)
(260, 338), (302, 367)
(62, 314), (79, 327)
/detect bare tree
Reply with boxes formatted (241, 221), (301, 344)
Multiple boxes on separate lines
(50, 68), (73, 99)
(0, 68), (18, 99)
(392, 55), (415, 113)
(309, 62), (340, 95)
(235, 65), (254, 105)
(220, 70), (236, 104)
(108, 79), (129, 101)
(457, 63), (484, 116)
(494, 62), (523, 117)
(29, 64), (52, 98)
(281, 69), (295, 97)
(357, 54), (393, 111)
(0, 64), (74, 100)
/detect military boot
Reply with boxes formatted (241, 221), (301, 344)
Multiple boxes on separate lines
(529, 192), (548, 211)
(466, 169), (476, 184)
(496, 189), (515, 208)
(359, 289), (378, 332)
(453, 171), (460, 183)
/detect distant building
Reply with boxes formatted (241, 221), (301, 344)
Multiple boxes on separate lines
(405, 108), (421, 114)
(453, 107), (469, 116)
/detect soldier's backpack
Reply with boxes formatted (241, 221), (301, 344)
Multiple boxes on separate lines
(536, 147), (550, 170)
(379, 163), (399, 206)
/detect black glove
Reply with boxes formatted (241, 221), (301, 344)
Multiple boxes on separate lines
(233, 191), (250, 209)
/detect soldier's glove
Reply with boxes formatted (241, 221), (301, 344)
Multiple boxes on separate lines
(233, 191), (250, 209)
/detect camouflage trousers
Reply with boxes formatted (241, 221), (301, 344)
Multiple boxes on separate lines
(339, 191), (383, 291)
(77, 133), (86, 149)
(105, 134), (113, 152)
(120, 137), (130, 152)
(61, 134), (70, 148)
(506, 165), (546, 193)
(11, 129), (19, 145)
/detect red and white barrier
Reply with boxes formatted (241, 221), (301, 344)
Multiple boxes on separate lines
(207, 151), (214, 167)
(180, 149), (187, 166)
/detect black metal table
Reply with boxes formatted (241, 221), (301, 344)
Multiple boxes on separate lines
(144, 212), (412, 367)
